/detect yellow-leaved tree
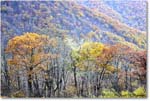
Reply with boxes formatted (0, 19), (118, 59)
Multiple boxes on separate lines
(76, 42), (104, 71)
(5, 32), (58, 97)
(71, 42), (117, 96)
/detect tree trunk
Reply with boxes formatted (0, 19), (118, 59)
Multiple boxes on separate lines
(115, 60), (120, 92)
(81, 80), (84, 97)
(17, 74), (21, 90)
(33, 75), (41, 97)
(28, 67), (33, 97)
(129, 68), (132, 92)
(125, 68), (128, 90)
(3, 55), (10, 92)
(97, 67), (105, 96)
(73, 66), (78, 96)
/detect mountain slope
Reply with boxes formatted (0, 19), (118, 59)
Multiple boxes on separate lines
(78, 0), (147, 31)
(76, 0), (123, 21)
(1, 1), (147, 50)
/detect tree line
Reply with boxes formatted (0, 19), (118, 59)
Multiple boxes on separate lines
(1, 32), (146, 98)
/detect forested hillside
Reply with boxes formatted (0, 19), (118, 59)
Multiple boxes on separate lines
(1, 1), (147, 98)
(78, 0), (147, 31)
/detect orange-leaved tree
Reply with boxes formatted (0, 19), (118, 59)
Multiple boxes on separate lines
(5, 32), (57, 97)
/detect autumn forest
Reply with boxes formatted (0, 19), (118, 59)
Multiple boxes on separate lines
(1, 1), (147, 98)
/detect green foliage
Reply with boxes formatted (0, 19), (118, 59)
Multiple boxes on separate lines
(71, 49), (80, 61)
(133, 87), (146, 97)
(121, 90), (133, 98)
(79, 42), (104, 59)
(71, 42), (105, 71)
(101, 89), (119, 98)
(120, 87), (146, 98)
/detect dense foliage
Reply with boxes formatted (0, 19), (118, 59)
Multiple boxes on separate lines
(1, 1), (147, 98)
